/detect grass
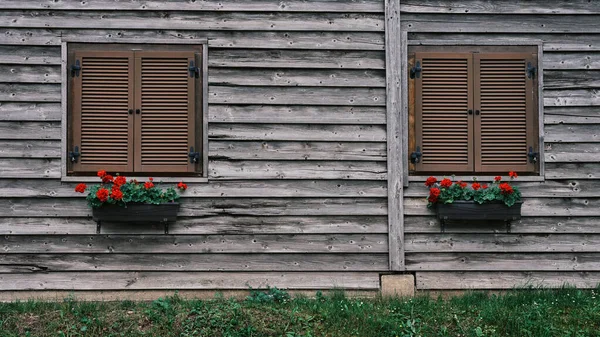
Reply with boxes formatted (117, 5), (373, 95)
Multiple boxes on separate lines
(0, 287), (599, 336)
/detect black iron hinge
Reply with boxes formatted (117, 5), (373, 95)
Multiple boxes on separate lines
(528, 146), (539, 163)
(188, 146), (200, 163)
(410, 146), (422, 164)
(527, 62), (537, 79)
(71, 60), (81, 77)
(69, 145), (80, 163)
(410, 61), (422, 79)
(189, 60), (199, 78)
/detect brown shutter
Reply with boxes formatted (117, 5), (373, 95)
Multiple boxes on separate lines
(134, 51), (197, 173)
(71, 51), (134, 173)
(474, 53), (537, 173)
(414, 52), (473, 172)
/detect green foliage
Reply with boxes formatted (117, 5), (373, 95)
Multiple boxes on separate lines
(426, 175), (522, 208)
(82, 178), (183, 208)
(246, 287), (291, 304)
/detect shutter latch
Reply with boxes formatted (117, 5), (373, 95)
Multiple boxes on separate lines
(188, 147), (200, 163)
(410, 146), (422, 164)
(69, 146), (80, 163)
(189, 61), (199, 78)
(410, 61), (422, 79)
(528, 146), (539, 163)
(527, 62), (537, 79)
(71, 60), (81, 77)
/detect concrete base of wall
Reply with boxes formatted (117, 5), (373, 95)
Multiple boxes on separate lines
(381, 274), (415, 297)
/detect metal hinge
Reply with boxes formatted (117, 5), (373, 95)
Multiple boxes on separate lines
(189, 60), (199, 78)
(527, 62), (537, 79)
(69, 146), (80, 163)
(188, 146), (200, 163)
(528, 146), (539, 163)
(410, 61), (422, 79)
(410, 146), (422, 164)
(71, 60), (81, 77)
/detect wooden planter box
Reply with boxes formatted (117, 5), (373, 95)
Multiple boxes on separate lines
(435, 201), (522, 232)
(92, 203), (180, 234)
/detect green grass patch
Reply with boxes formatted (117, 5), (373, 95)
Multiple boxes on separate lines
(0, 287), (599, 336)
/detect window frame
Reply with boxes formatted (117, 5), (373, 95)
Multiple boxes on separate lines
(403, 40), (545, 183)
(60, 38), (209, 183)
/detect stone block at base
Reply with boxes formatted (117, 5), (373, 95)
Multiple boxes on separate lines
(381, 274), (415, 297)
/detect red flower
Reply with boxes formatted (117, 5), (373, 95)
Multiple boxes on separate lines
(424, 176), (437, 187)
(96, 188), (109, 203)
(114, 176), (127, 187)
(499, 182), (514, 195)
(144, 181), (154, 189)
(472, 182), (481, 191)
(509, 171), (518, 179)
(440, 178), (452, 188)
(455, 180), (468, 188)
(149, 177), (154, 182)
(102, 174), (114, 184)
(110, 187), (123, 201)
(74, 183), (87, 193)
(177, 181), (188, 191)
(97, 170), (107, 178)
(428, 187), (441, 203)
(482, 184), (489, 189)
(494, 176), (502, 182)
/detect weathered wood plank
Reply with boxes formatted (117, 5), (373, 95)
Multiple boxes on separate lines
(403, 14), (600, 33)
(209, 49), (385, 69)
(544, 89), (600, 106)
(546, 124), (600, 143)
(171, 215), (388, 234)
(209, 86), (386, 106)
(0, 11), (384, 32)
(401, 1), (600, 14)
(545, 106), (600, 124)
(0, 272), (381, 290)
(209, 124), (386, 142)
(0, 218), (94, 235)
(210, 141), (387, 161)
(0, 45), (60, 64)
(404, 216), (600, 234)
(0, 0), (384, 12)
(0, 140), (60, 158)
(404, 197), (600, 217)
(0, 179), (387, 198)
(416, 272), (600, 289)
(208, 105), (386, 124)
(407, 253), (600, 271)
(0, 121), (60, 139)
(210, 161), (387, 180)
(0, 198), (387, 217)
(546, 143), (600, 163)
(0, 84), (60, 102)
(546, 163), (600, 179)
(0, 159), (59, 178)
(545, 70), (600, 89)
(406, 233), (600, 253)
(209, 69), (385, 87)
(0, 253), (388, 272)
(545, 52), (600, 70)
(0, 103), (61, 121)
(0, 65), (60, 84)
(1, 234), (388, 253)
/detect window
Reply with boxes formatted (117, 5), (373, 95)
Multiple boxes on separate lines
(408, 46), (539, 175)
(67, 44), (204, 176)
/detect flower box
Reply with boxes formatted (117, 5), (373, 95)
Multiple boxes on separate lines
(92, 202), (180, 224)
(436, 200), (522, 232)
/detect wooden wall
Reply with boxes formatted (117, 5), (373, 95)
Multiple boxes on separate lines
(401, 0), (600, 289)
(0, 1), (388, 291)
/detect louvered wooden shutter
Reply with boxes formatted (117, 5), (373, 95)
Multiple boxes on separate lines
(134, 51), (197, 173)
(474, 53), (537, 172)
(415, 53), (473, 172)
(71, 51), (134, 173)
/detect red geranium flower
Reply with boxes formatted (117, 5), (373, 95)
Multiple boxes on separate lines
(177, 181), (188, 191)
(149, 177), (154, 182)
(494, 176), (502, 182)
(472, 182), (481, 191)
(499, 182), (514, 195)
(110, 188), (123, 201)
(482, 184), (489, 189)
(114, 176), (127, 186)
(144, 181), (154, 189)
(97, 170), (107, 178)
(509, 171), (518, 179)
(102, 174), (114, 184)
(428, 187), (441, 203)
(440, 178), (452, 188)
(74, 183), (87, 193)
(455, 180), (468, 188)
(424, 176), (437, 187)
(96, 188), (109, 203)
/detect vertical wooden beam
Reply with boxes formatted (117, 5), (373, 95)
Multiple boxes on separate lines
(385, 0), (404, 271)
(60, 41), (68, 179)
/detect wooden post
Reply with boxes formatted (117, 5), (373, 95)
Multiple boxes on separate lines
(385, 0), (404, 271)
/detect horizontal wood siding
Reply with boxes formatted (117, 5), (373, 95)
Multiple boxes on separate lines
(403, 1), (600, 289)
(0, 1), (386, 291)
